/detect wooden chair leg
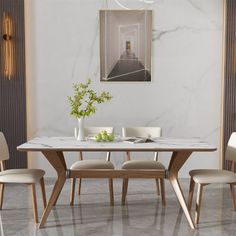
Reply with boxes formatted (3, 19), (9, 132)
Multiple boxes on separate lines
(0, 184), (4, 210)
(155, 179), (160, 196)
(78, 178), (82, 195)
(230, 183), (236, 211)
(160, 179), (166, 206)
(31, 184), (39, 223)
(40, 178), (47, 209)
(122, 179), (128, 205)
(187, 177), (195, 211)
(108, 178), (114, 206)
(195, 183), (203, 225)
(70, 178), (76, 206)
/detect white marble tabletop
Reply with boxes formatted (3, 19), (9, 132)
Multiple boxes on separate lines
(17, 137), (217, 152)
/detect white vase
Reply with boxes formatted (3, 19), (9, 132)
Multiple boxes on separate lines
(77, 118), (85, 141)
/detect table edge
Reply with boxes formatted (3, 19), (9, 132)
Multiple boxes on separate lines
(17, 147), (217, 152)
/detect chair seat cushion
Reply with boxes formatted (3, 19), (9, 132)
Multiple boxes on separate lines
(0, 169), (45, 184)
(70, 160), (114, 170)
(122, 160), (165, 170)
(189, 169), (236, 184)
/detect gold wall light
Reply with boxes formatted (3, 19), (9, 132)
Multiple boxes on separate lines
(2, 13), (13, 80)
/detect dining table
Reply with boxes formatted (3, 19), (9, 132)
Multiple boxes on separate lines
(17, 136), (216, 229)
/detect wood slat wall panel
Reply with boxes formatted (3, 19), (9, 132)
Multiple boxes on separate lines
(0, 0), (27, 169)
(224, 0), (236, 170)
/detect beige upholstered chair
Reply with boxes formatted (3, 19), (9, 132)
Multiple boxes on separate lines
(0, 132), (46, 223)
(70, 127), (115, 206)
(121, 127), (166, 206)
(188, 132), (236, 224)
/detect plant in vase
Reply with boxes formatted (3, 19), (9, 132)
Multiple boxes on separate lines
(68, 79), (112, 141)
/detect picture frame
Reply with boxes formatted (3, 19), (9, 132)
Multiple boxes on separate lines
(100, 10), (152, 82)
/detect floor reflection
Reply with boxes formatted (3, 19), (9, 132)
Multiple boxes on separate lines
(1, 179), (236, 236)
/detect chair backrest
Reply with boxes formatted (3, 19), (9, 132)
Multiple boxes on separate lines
(122, 127), (162, 138)
(81, 127), (114, 161)
(84, 127), (114, 137)
(225, 132), (236, 162)
(0, 132), (10, 161)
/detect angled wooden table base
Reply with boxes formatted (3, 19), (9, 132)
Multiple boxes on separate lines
(17, 137), (216, 229)
(39, 150), (195, 229)
(168, 151), (195, 229)
(39, 151), (67, 228)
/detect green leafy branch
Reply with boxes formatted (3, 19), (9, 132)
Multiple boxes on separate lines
(68, 79), (112, 119)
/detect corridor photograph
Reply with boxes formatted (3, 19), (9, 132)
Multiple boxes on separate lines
(100, 10), (152, 82)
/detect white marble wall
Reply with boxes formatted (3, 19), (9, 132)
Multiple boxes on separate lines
(25, 0), (223, 177)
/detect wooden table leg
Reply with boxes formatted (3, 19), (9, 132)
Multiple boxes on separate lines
(168, 151), (196, 230)
(39, 151), (67, 228)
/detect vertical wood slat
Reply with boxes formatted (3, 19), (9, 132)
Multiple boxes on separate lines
(0, 0), (27, 169)
(224, 0), (236, 171)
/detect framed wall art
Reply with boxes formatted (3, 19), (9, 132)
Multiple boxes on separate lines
(100, 10), (152, 82)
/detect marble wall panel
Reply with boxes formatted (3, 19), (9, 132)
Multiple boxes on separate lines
(25, 0), (223, 177)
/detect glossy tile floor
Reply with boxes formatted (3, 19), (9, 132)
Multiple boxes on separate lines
(0, 178), (236, 236)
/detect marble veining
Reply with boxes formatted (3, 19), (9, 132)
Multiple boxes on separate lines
(18, 136), (216, 151)
(152, 25), (218, 42)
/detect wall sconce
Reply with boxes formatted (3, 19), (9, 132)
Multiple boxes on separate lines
(2, 13), (13, 80)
